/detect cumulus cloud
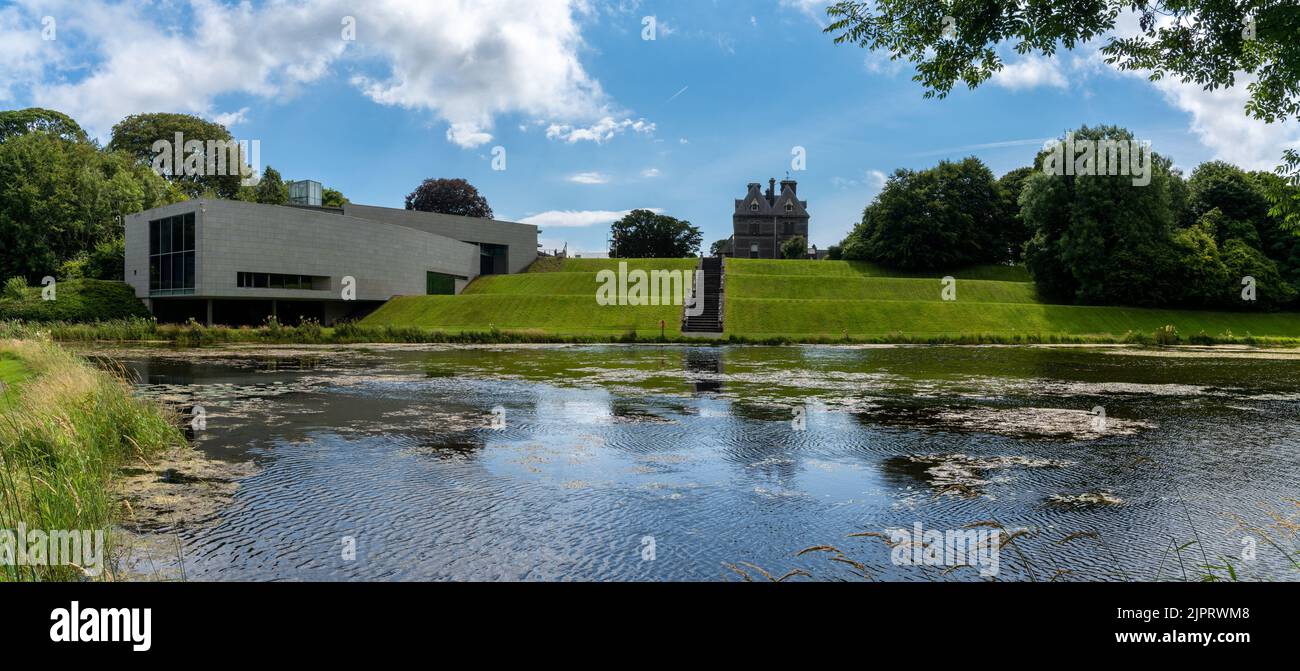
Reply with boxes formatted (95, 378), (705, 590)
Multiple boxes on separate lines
(991, 55), (1068, 90)
(641, 168), (661, 178)
(1, 0), (643, 148)
(519, 208), (662, 228)
(546, 117), (655, 144)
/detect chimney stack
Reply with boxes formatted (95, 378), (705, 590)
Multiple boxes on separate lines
(767, 178), (776, 203)
(781, 179), (797, 196)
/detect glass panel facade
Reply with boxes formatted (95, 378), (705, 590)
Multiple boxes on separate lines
(237, 272), (329, 291)
(149, 212), (196, 295)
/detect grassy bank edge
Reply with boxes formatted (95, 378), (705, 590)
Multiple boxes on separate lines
(5, 318), (1300, 348)
(0, 338), (184, 581)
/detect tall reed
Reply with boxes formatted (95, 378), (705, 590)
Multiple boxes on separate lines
(0, 339), (183, 581)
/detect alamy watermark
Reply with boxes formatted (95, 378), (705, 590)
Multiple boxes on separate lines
(151, 132), (262, 186)
(1041, 132), (1152, 186)
(596, 261), (704, 316)
(890, 521), (1001, 577)
(1, 524), (105, 577)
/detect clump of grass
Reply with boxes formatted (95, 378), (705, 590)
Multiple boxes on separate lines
(0, 339), (183, 581)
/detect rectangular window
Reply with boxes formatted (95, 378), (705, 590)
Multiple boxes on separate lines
(426, 272), (458, 295)
(148, 212), (196, 295)
(237, 271), (328, 291)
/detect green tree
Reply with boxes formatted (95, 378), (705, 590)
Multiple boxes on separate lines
(405, 178), (494, 218)
(824, 1), (1300, 227)
(107, 112), (244, 198)
(709, 238), (732, 256)
(0, 132), (179, 281)
(998, 166), (1036, 259)
(781, 235), (809, 259)
(1188, 161), (1272, 229)
(254, 166), (289, 205)
(609, 210), (702, 258)
(1170, 220), (1230, 307)
(841, 157), (1010, 270)
(1021, 126), (1182, 306)
(322, 187), (349, 208)
(0, 108), (87, 144)
(1222, 238), (1297, 309)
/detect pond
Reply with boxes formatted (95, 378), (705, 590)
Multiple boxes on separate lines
(97, 343), (1300, 581)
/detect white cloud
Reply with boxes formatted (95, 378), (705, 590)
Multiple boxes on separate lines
(991, 55), (1068, 90)
(568, 171), (610, 185)
(211, 107), (250, 128)
(545, 116), (655, 144)
(1147, 76), (1300, 171)
(641, 168), (661, 178)
(2, 0), (642, 148)
(780, 0), (831, 28)
(864, 51), (907, 77)
(1099, 9), (1300, 171)
(831, 169), (887, 192)
(520, 208), (662, 228)
(0, 5), (50, 102)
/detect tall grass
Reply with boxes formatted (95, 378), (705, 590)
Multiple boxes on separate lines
(0, 339), (183, 581)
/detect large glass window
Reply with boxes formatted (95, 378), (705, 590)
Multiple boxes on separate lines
(149, 212), (196, 295)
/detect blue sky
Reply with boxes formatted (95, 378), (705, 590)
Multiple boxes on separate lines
(2, 0), (1297, 255)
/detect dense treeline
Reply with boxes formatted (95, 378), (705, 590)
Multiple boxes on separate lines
(839, 125), (1300, 311)
(0, 108), (346, 284)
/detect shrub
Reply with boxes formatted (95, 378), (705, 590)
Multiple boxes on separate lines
(2, 276), (26, 300)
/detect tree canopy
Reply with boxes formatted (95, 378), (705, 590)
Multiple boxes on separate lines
(405, 178), (494, 218)
(609, 210), (702, 258)
(0, 130), (180, 280)
(824, 1), (1300, 226)
(0, 108), (87, 144)
(840, 157), (1014, 270)
(107, 112), (244, 198)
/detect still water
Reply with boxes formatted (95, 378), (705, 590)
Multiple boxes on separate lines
(99, 344), (1300, 581)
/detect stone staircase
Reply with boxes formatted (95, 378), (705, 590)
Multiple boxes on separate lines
(681, 256), (724, 334)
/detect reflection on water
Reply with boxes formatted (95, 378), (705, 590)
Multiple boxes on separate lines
(101, 344), (1300, 581)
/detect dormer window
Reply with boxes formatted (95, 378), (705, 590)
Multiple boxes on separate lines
(784, 203), (793, 212)
(750, 202), (759, 211)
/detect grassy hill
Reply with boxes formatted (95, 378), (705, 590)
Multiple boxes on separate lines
(725, 259), (1300, 340)
(362, 258), (697, 337)
(361, 257), (1300, 342)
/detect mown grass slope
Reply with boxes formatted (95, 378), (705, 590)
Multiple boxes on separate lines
(725, 258), (1300, 338)
(362, 258), (698, 337)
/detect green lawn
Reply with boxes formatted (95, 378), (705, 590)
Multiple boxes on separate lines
(362, 258), (698, 336)
(727, 274), (1041, 303)
(0, 351), (30, 407)
(361, 257), (1300, 341)
(727, 258), (1032, 282)
(724, 258), (1300, 338)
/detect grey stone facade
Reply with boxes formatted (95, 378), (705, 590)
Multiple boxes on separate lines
(124, 199), (537, 323)
(343, 204), (538, 274)
(730, 178), (809, 258)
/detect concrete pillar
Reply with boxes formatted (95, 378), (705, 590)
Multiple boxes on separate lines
(206, 299), (213, 327)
